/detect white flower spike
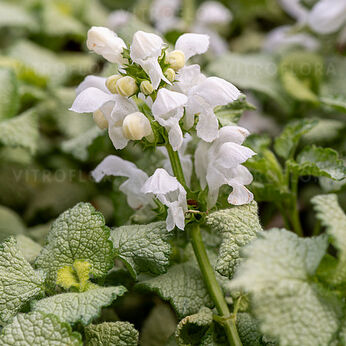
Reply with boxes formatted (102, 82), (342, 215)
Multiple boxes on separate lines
(152, 89), (188, 151)
(141, 168), (187, 231)
(92, 155), (152, 210)
(195, 126), (255, 207)
(87, 26), (127, 64)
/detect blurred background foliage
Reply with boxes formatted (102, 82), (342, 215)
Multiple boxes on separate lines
(0, 0), (345, 341)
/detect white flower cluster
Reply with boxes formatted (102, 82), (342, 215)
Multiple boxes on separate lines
(71, 27), (255, 231)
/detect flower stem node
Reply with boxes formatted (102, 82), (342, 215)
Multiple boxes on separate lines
(164, 68), (176, 82)
(116, 76), (139, 97)
(140, 80), (154, 95)
(166, 50), (185, 71)
(105, 74), (122, 94)
(93, 109), (108, 130)
(122, 112), (153, 140)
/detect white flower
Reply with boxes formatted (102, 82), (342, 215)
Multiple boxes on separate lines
(152, 88), (188, 151)
(70, 75), (138, 149)
(195, 126), (255, 207)
(158, 134), (193, 185)
(308, 0), (346, 34)
(130, 31), (169, 89)
(108, 10), (132, 31)
(150, 0), (181, 33)
(263, 26), (320, 52)
(141, 168), (187, 231)
(174, 65), (241, 142)
(87, 26), (127, 64)
(196, 1), (232, 26)
(92, 155), (152, 210)
(278, 0), (308, 23)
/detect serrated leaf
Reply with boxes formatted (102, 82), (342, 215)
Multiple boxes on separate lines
(85, 321), (139, 346)
(0, 206), (25, 242)
(32, 286), (126, 325)
(140, 304), (176, 346)
(206, 202), (262, 279)
(0, 237), (45, 323)
(214, 96), (255, 126)
(274, 119), (318, 159)
(287, 146), (345, 180)
(231, 229), (341, 346)
(207, 53), (288, 108)
(110, 222), (172, 279)
(0, 109), (39, 154)
(61, 126), (104, 161)
(137, 263), (213, 318)
(312, 194), (346, 285)
(0, 68), (19, 121)
(320, 95), (346, 113)
(175, 307), (213, 345)
(16, 234), (42, 263)
(35, 203), (114, 289)
(0, 2), (38, 30)
(0, 311), (82, 345)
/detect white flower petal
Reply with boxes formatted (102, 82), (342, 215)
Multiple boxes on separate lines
(166, 202), (185, 231)
(76, 75), (108, 95)
(228, 165), (253, 186)
(108, 126), (129, 149)
(69, 87), (114, 113)
(108, 10), (132, 30)
(173, 64), (206, 95)
(217, 126), (250, 145)
(193, 77), (241, 107)
(227, 184), (253, 205)
(216, 142), (255, 168)
(141, 168), (180, 195)
(91, 155), (150, 209)
(87, 26), (127, 64)
(196, 1), (232, 25)
(139, 57), (170, 89)
(308, 0), (346, 34)
(194, 141), (209, 189)
(130, 31), (164, 61)
(175, 33), (210, 61)
(196, 107), (219, 142)
(152, 89), (187, 116)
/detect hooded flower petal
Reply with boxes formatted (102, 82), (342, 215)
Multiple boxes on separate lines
(76, 75), (108, 95)
(308, 0), (346, 34)
(69, 87), (114, 113)
(152, 89), (187, 150)
(175, 33), (210, 61)
(195, 104), (219, 143)
(196, 1), (232, 25)
(92, 155), (151, 209)
(141, 168), (187, 231)
(139, 56), (169, 89)
(87, 26), (127, 64)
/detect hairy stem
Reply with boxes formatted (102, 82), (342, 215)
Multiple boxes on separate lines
(289, 173), (304, 236)
(190, 224), (243, 346)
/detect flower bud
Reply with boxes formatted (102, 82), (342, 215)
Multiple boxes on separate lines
(93, 110), (108, 129)
(166, 50), (185, 71)
(106, 74), (122, 94)
(140, 80), (154, 95)
(164, 68), (175, 82)
(87, 26), (127, 64)
(116, 76), (138, 97)
(122, 112), (153, 140)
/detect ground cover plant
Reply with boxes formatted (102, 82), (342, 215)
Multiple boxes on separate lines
(0, 0), (345, 345)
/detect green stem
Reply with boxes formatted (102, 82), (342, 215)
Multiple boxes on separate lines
(190, 224), (242, 346)
(165, 143), (188, 190)
(289, 173), (303, 237)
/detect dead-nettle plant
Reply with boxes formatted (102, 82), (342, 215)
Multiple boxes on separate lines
(69, 27), (256, 345)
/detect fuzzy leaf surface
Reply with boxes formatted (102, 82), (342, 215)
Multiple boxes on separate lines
(110, 222), (172, 279)
(0, 311), (82, 345)
(35, 202), (114, 289)
(312, 194), (346, 285)
(137, 263), (213, 318)
(206, 202), (262, 279)
(32, 286), (126, 325)
(0, 237), (44, 323)
(85, 321), (139, 346)
(0, 68), (19, 121)
(231, 229), (341, 346)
